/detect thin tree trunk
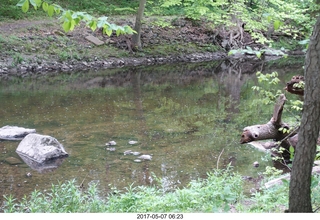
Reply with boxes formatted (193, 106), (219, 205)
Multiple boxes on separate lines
(288, 15), (320, 213)
(132, 0), (146, 50)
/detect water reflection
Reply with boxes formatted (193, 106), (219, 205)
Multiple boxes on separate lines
(0, 58), (304, 203)
(17, 154), (68, 174)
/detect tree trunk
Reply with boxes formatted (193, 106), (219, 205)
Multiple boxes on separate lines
(132, 0), (146, 50)
(288, 15), (320, 213)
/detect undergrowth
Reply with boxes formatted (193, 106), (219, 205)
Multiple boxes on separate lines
(2, 167), (320, 213)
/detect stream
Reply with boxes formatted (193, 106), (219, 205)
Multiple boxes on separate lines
(0, 57), (305, 203)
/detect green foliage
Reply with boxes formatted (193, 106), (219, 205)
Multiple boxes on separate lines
(160, 0), (317, 47)
(263, 166), (284, 179)
(250, 71), (304, 116)
(151, 18), (174, 28)
(251, 71), (282, 106)
(289, 99), (303, 111)
(241, 172), (320, 212)
(1, 167), (244, 213)
(246, 184), (289, 212)
(15, 0), (136, 36)
(2, 179), (107, 212)
(3, 0), (318, 51)
(12, 53), (25, 66)
(2, 165), (320, 213)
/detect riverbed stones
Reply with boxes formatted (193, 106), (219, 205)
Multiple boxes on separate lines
(0, 125), (36, 140)
(16, 133), (68, 163)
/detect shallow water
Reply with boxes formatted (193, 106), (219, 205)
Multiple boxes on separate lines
(0, 58), (304, 203)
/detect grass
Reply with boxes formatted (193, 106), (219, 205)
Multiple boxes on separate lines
(2, 166), (320, 213)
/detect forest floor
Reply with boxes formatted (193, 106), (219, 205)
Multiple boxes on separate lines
(0, 15), (304, 76)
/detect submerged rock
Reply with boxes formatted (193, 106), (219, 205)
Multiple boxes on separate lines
(106, 141), (117, 146)
(18, 153), (68, 174)
(138, 155), (152, 161)
(16, 133), (68, 163)
(5, 156), (23, 165)
(131, 151), (141, 156)
(0, 125), (36, 140)
(124, 150), (132, 155)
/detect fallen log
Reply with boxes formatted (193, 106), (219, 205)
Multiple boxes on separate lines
(240, 94), (295, 161)
(240, 94), (291, 144)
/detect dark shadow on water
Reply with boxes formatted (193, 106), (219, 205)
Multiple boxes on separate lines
(17, 153), (69, 174)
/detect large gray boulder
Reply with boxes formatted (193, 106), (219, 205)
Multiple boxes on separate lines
(0, 125), (36, 140)
(16, 133), (68, 163)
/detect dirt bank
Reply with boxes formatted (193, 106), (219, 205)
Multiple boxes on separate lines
(0, 16), (304, 78)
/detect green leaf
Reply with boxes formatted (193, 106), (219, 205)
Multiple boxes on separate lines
(289, 146), (295, 153)
(89, 20), (97, 32)
(29, 0), (41, 9)
(69, 20), (76, 31)
(256, 52), (262, 59)
(109, 23), (119, 30)
(298, 39), (310, 45)
(274, 20), (281, 30)
(103, 26), (112, 36)
(35, 0), (42, 7)
(52, 4), (62, 14)
(116, 30), (122, 36)
(29, 0), (37, 9)
(16, 0), (26, 7)
(47, 5), (54, 17)
(73, 18), (81, 26)
(22, 0), (29, 13)
(246, 46), (253, 51)
(97, 16), (109, 28)
(124, 26), (136, 34)
(267, 15), (272, 23)
(42, 2), (48, 12)
(63, 21), (71, 32)
(64, 10), (73, 21)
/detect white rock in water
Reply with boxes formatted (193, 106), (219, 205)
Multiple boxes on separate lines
(0, 125), (36, 140)
(128, 141), (138, 145)
(106, 141), (117, 146)
(16, 133), (68, 163)
(138, 155), (152, 160)
(132, 152), (141, 156)
(124, 150), (132, 155)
